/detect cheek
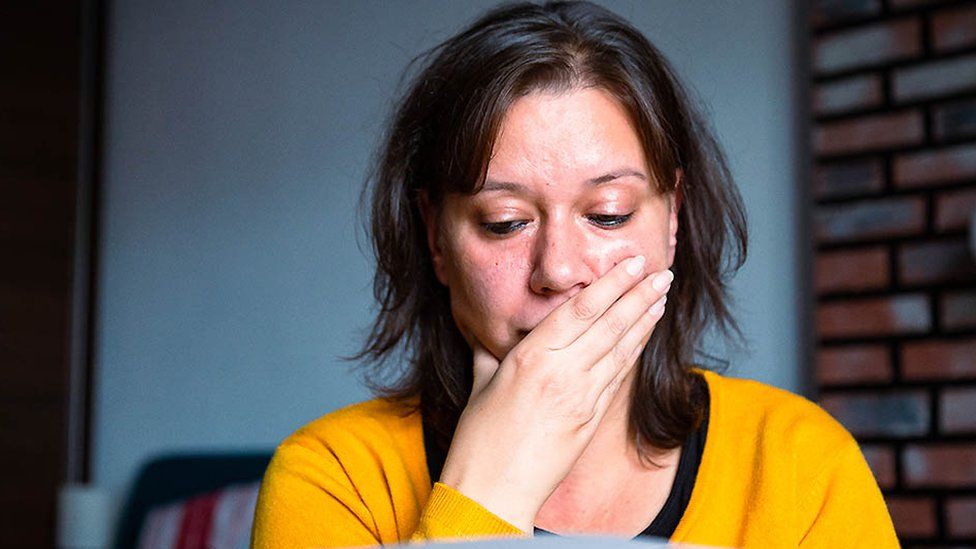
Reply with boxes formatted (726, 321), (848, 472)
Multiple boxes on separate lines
(590, 237), (638, 273)
(449, 244), (529, 324)
(644, 228), (673, 272)
(588, 225), (671, 275)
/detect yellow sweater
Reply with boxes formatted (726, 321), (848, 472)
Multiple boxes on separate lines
(251, 369), (899, 548)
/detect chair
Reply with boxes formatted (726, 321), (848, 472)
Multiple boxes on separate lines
(112, 452), (273, 549)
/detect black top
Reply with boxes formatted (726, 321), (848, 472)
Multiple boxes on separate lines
(421, 378), (710, 540)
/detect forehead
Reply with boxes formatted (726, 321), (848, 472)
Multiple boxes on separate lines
(485, 87), (647, 191)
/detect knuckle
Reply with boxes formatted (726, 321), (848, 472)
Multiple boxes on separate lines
(569, 402), (594, 426)
(569, 295), (598, 321)
(532, 361), (566, 394)
(611, 342), (630, 368)
(602, 311), (628, 337)
(538, 365), (561, 388)
(510, 346), (538, 373)
(628, 341), (646, 365)
(533, 372), (554, 397)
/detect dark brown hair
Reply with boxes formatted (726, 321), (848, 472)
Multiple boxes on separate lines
(349, 0), (747, 458)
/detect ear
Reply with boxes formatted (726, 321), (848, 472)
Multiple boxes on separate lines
(667, 169), (682, 267)
(418, 189), (449, 286)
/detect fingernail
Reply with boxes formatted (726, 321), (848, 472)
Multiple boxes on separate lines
(649, 295), (667, 316)
(652, 269), (674, 292)
(626, 255), (646, 276)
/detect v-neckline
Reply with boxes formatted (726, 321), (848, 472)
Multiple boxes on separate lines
(420, 369), (715, 540)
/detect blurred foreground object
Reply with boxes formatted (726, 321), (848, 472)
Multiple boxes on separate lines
(402, 537), (717, 548)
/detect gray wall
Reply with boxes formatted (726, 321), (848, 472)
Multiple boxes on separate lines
(93, 0), (804, 492)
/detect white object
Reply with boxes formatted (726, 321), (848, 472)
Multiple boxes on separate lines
(57, 484), (114, 549)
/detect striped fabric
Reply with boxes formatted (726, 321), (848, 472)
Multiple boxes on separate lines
(138, 482), (260, 549)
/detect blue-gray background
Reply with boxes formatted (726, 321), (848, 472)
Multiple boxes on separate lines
(93, 0), (806, 493)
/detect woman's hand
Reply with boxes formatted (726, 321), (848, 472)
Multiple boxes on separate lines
(438, 255), (672, 532)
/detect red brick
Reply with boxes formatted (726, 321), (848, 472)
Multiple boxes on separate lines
(893, 54), (976, 102)
(814, 197), (925, 242)
(936, 187), (976, 231)
(885, 496), (937, 537)
(946, 497), (976, 536)
(942, 387), (976, 433)
(815, 247), (889, 293)
(813, 159), (884, 198)
(861, 444), (897, 489)
(942, 291), (976, 330)
(931, 4), (976, 52)
(904, 444), (976, 487)
(899, 239), (976, 285)
(814, 111), (923, 156)
(817, 345), (892, 384)
(814, 18), (920, 74)
(813, 74), (883, 115)
(934, 98), (976, 141)
(820, 390), (929, 436)
(894, 144), (976, 187)
(811, 0), (881, 28)
(903, 338), (976, 380)
(818, 294), (930, 338)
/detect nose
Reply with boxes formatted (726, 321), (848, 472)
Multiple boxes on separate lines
(528, 214), (593, 297)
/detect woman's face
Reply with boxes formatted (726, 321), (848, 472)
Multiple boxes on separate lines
(423, 87), (678, 360)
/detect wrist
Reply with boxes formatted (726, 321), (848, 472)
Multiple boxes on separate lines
(439, 469), (541, 533)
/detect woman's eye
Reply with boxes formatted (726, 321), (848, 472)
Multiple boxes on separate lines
(588, 213), (633, 227)
(481, 213), (633, 236)
(481, 220), (528, 235)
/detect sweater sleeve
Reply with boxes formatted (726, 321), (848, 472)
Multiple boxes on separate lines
(250, 442), (524, 548)
(410, 483), (526, 541)
(796, 435), (899, 548)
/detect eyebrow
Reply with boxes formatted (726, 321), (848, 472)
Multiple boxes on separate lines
(481, 168), (648, 194)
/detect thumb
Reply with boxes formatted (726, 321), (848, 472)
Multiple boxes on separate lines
(471, 339), (501, 397)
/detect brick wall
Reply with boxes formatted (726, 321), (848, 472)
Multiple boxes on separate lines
(811, 0), (976, 545)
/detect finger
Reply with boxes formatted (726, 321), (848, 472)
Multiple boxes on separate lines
(522, 255), (648, 352)
(567, 268), (672, 370)
(586, 345), (638, 431)
(589, 294), (665, 389)
(471, 338), (501, 396)
(587, 296), (666, 419)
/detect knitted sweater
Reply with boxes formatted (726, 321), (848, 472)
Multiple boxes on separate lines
(250, 369), (899, 548)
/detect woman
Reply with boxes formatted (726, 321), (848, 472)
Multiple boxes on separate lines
(251, 2), (898, 547)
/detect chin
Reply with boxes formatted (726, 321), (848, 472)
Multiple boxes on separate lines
(489, 334), (523, 360)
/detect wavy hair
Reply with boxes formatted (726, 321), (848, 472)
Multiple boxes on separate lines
(349, 0), (747, 459)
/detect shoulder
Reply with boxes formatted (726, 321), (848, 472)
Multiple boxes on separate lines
(698, 369), (858, 471)
(279, 396), (423, 458)
(259, 396), (426, 506)
(254, 397), (426, 546)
